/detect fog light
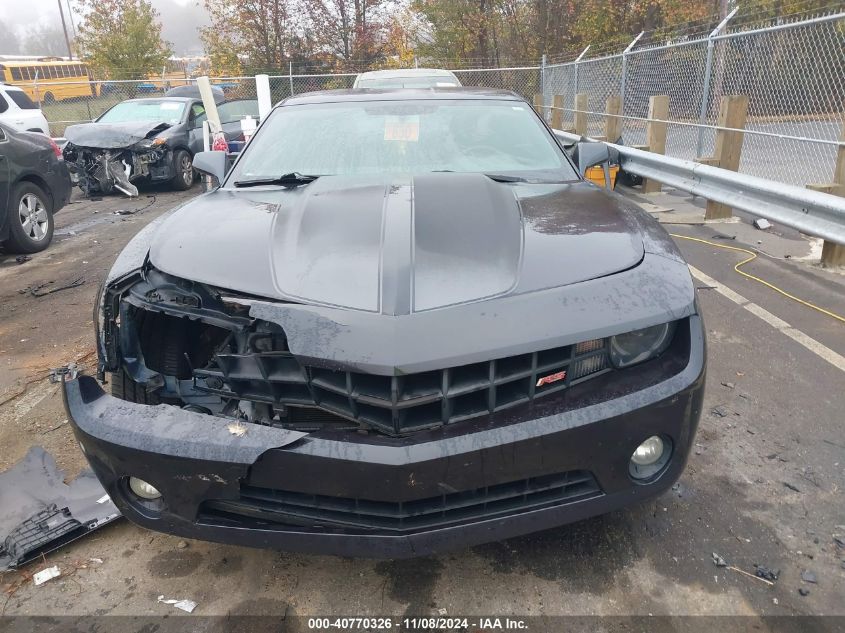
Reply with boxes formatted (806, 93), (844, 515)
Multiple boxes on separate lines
(631, 436), (664, 465)
(128, 477), (161, 500)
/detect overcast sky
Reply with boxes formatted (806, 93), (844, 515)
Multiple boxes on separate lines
(0, 0), (210, 55)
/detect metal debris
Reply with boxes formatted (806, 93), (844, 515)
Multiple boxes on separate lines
(712, 552), (727, 567)
(801, 570), (817, 584)
(158, 595), (198, 613)
(753, 218), (772, 230)
(783, 482), (801, 493)
(32, 566), (61, 586)
(729, 565), (775, 587)
(24, 277), (85, 298)
(754, 564), (780, 582)
(710, 405), (729, 418)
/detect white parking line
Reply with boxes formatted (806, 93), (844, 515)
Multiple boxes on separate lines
(688, 265), (845, 373)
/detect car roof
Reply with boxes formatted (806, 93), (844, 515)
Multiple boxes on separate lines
(282, 87), (523, 106)
(121, 96), (196, 103)
(356, 68), (458, 79)
(0, 84), (24, 92)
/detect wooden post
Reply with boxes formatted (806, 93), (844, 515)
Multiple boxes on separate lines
(807, 118), (845, 267)
(642, 95), (669, 194)
(605, 95), (622, 143)
(533, 94), (544, 118)
(703, 95), (749, 220)
(574, 93), (589, 136)
(551, 94), (564, 130)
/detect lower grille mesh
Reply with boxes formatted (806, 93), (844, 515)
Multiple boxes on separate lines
(200, 470), (602, 533)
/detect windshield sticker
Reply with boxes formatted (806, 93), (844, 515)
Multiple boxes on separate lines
(384, 116), (420, 142)
(160, 103), (181, 110)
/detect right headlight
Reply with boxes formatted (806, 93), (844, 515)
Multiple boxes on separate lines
(609, 322), (676, 369)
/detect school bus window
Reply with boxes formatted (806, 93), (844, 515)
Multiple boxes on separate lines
(11, 68), (21, 80)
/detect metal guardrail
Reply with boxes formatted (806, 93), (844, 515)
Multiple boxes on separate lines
(554, 129), (845, 245)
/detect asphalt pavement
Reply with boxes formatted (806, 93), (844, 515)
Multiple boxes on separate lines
(0, 181), (843, 626)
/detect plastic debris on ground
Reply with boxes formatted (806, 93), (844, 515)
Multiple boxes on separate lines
(801, 570), (817, 584)
(158, 595), (198, 613)
(753, 218), (772, 230)
(0, 447), (121, 570)
(32, 566), (61, 586)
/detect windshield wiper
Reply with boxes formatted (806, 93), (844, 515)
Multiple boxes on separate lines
(483, 173), (530, 183)
(234, 172), (322, 188)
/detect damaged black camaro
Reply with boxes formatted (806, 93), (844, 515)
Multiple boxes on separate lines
(61, 88), (705, 558)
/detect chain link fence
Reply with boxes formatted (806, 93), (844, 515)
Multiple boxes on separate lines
(16, 11), (843, 187)
(540, 11), (845, 187)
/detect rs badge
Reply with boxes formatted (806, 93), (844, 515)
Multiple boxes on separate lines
(536, 370), (566, 387)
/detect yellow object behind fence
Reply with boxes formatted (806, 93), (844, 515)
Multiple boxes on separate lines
(585, 164), (619, 189)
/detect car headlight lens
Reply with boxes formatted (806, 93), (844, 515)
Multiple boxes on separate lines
(128, 477), (161, 500)
(609, 322), (675, 368)
(631, 436), (665, 465)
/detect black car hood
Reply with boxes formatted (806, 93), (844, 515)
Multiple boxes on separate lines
(64, 121), (172, 148)
(149, 174), (644, 314)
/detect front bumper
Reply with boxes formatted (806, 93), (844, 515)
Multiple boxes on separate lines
(63, 316), (705, 558)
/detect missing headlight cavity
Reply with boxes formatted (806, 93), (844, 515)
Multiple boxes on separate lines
(136, 310), (229, 380)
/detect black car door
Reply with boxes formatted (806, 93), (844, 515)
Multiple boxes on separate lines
(0, 125), (11, 241)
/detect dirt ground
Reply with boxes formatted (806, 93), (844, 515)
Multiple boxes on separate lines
(0, 184), (843, 625)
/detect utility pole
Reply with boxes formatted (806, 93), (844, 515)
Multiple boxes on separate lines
(57, 0), (73, 59)
(65, 0), (77, 39)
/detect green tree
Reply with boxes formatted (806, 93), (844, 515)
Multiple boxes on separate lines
(75, 0), (172, 79)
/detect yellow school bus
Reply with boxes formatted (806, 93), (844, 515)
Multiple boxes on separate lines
(0, 59), (97, 102)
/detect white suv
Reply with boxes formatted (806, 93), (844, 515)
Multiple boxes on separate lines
(0, 84), (50, 135)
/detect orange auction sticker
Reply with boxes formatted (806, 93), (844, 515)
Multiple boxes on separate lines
(384, 116), (420, 142)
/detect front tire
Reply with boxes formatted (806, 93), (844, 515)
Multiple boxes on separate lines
(4, 182), (54, 253)
(170, 149), (194, 191)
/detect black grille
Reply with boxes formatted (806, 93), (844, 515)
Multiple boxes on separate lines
(194, 341), (609, 435)
(201, 470), (601, 533)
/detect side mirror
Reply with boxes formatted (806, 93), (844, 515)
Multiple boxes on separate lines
(192, 151), (228, 184)
(574, 141), (610, 176)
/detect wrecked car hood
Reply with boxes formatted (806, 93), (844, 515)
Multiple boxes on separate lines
(149, 174), (645, 314)
(64, 121), (172, 148)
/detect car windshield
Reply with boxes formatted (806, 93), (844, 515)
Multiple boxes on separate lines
(357, 77), (460, 88)
(98, 100), (186, 125)
(229, 99), (577, 183)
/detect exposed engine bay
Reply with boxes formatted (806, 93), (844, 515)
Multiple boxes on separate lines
(63, 144), (172, 197)
(62, 122), (177, 198)
(99, 268), (360, 433)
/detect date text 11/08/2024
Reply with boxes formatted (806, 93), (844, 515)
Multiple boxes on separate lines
(307, 617), (529, 630)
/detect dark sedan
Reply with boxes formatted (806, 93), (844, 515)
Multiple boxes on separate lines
(62, 97), (258, 197)
(0, 122), (71, 253)
(61, 89), (705, 557)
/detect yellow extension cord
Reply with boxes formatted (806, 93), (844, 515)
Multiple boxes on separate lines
(668, 233), (845, 325)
